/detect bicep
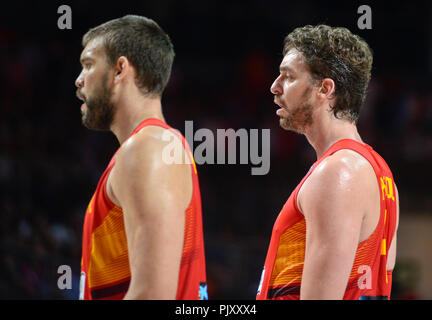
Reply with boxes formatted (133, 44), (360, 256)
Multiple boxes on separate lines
(112, 137), (191, 299)
(123, 175), (186, 299)
(299, 161), (365, 299)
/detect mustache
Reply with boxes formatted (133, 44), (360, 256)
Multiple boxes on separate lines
(76, 89), (86, 101)
(274, 96), (284, 107)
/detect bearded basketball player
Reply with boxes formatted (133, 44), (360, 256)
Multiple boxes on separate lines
(256, 25), (399, 300)
(75, 15), (207, 300)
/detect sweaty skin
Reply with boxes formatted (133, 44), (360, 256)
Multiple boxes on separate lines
(108, 126), (192, 299)
(297, 149), (399, 299)
(76, 37), (193, 299)
(270, 48), (399, 299)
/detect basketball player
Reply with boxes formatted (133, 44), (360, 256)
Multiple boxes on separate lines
(75, 15), (207, 300)
(256, 25), (399, 300)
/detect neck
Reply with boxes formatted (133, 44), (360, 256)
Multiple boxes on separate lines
(110, 95), (165, 144)
(304, 112), (363, 159)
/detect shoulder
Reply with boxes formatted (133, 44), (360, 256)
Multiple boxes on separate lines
(109, 125), (190, 192)
(107, 124), (192, 209)
(117, 125), (185, 169)
(314, 149), (373, 184)
(298, 149), (377, 215)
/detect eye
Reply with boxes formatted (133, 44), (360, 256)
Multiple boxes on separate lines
(281, 73), (290, 81)
(285, 72), (295, 82)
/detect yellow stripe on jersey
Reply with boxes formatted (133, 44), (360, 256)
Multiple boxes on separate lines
(270, 219), (306, 287)
(88, 206), (130, 288)
(381, 239), (387, 256)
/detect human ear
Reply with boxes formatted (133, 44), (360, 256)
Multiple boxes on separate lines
(114, 56), (129, 84)
(319, 78), (336, 100)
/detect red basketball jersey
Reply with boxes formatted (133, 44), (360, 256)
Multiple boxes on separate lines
(80, 118), (207, 300)
(256, 139), (397, 300)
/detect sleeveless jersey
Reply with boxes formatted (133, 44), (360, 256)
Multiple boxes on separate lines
(256, 139), (397, 300)
(79, 118), (207, 300)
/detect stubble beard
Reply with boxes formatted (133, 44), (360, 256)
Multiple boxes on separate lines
(279, 87), (314, 134)
(279, 101), (314, 134)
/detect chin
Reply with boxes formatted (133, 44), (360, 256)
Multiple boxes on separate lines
(279, 118), (302, 134)
(81, 113), (96, 130)
(279, 118), (291, 130)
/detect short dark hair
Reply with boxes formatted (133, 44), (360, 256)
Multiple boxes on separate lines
(283, 25), (373, 122)
(83, 15), (175, 97)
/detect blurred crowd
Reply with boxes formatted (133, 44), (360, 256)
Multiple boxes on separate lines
(0, 1), (430, 299)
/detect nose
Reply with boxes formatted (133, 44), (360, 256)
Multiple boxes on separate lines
(270, 75), (282, 95)
(75, 71), (84, 88)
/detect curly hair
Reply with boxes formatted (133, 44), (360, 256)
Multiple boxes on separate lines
(283, 25), (373, 122)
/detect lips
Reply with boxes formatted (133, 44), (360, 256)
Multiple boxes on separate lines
(76, 90), (86, 102)
(76, 90), (87, 113)
(274, 98), (287, 117)
(274, 97), (285, 108)
(276, 108), (288, 117)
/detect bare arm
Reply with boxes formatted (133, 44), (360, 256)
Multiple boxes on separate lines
(109, 128), (192, 299)
(298, 152), (372, 299)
